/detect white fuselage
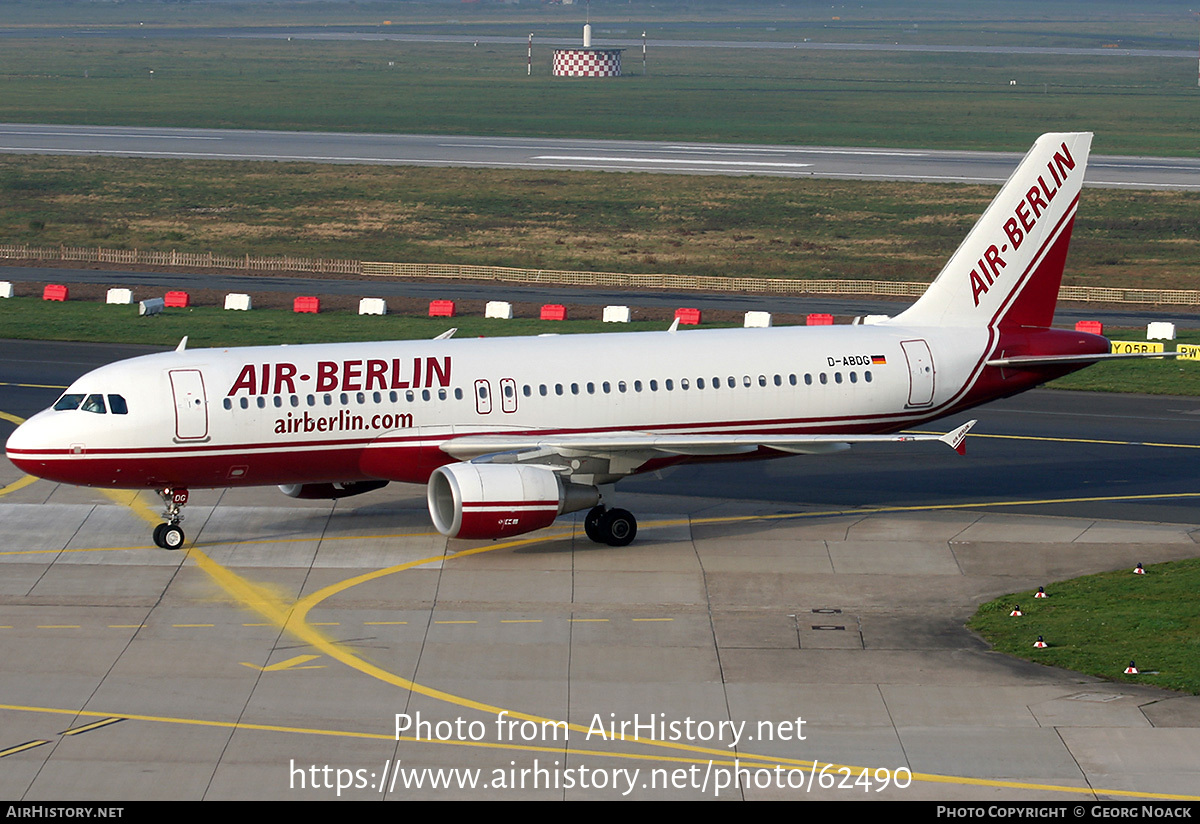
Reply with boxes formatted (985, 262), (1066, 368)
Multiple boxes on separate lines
(6, 323), (989, 491)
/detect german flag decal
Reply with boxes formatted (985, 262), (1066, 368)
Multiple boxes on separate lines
(871, 355), (887, 365)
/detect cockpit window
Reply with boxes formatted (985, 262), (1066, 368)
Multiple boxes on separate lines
(108, 395), (128, 415)
(53, 393), (85, 411)
(81, 394), (107, 414)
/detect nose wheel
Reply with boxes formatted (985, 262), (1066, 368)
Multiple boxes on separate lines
(583, 505), (637, 547)
(153, 487), (188, 550)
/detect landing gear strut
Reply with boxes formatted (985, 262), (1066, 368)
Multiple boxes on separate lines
(583, 505), (637, 547)
(153, 487), (188, 550)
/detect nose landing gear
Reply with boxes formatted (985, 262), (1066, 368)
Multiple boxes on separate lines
(152, 487), (188, 550)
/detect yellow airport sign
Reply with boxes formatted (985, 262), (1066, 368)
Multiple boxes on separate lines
(1110, 341), (1164, 355)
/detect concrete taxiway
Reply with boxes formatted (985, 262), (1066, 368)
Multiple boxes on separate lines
(1, 341), (1199, 800)
(1, 477), (1198, 800)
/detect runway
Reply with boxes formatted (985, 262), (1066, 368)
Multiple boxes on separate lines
(2, 123), (1198, 189)
(2, 340), (1199, 800)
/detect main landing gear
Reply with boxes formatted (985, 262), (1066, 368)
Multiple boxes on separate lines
(583, 505), (637, 547)
(152, 487), (188, 550)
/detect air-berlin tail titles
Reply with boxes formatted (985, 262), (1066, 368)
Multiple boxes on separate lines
(227, 356), (452, 397)
(969, 140), (1077, 307)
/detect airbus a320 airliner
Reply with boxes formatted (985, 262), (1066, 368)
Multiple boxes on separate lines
(6, 133), (1148, 550)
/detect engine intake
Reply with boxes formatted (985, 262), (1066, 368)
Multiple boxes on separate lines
(428, 463), (599, 540)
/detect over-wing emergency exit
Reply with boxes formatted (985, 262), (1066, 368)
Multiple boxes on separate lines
(8, 133), (1149, 549)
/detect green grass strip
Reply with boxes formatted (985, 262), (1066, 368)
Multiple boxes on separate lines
(969, 558), (1200, 695)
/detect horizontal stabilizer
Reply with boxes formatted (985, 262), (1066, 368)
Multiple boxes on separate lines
(986, 352), (1180, 368)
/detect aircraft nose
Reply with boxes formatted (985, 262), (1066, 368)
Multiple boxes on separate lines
(5, 411), (61, 477)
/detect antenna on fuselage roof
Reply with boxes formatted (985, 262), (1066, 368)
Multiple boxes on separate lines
(434, 328), (457, 340)
(667, 318), (680, 334)
(175, 336), (188, 352)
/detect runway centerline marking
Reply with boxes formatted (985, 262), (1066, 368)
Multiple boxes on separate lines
(533, 155), (813, 169)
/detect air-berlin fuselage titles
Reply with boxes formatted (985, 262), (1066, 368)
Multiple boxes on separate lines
(226, 356), (452, 397)
(9, 133), (1135, 550)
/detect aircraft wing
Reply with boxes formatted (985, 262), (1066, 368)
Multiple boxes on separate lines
(440, 420), (977, 466)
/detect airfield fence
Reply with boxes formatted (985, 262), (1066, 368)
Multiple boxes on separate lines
(1, 244), (1196, 306)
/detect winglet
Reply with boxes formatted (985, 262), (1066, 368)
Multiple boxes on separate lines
(939, 420), (976, 456)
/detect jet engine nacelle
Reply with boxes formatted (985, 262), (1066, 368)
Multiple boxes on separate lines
(427, 463), (599, 540)
(278, 480), (389, 499)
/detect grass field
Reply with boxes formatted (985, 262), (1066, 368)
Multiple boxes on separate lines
(969, 558), (1200, 695)
(0, 297), (707, 349)
(0, 2), (1197, 154)
(3, 1), (1196, 50)
(3, 155), (1199, 291)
